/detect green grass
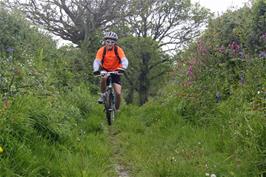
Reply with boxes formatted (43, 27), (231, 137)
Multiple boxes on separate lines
(0, 83), (264, 177)
(113, 97), (265, 177)
(0, 86), (116, 177)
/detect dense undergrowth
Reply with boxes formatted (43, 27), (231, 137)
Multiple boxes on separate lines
(0, 85), (116, 177)
(114, 57), (265, 176)
(112, 2), (266, 176)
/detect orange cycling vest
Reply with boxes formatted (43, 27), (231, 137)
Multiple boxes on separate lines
(95, 45), (126, 71)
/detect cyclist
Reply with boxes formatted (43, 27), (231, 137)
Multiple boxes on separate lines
(93, 32), (129, 111)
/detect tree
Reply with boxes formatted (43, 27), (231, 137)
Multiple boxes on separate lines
(120, 37), (171, 105)
(0, 6), (55, 54)
(122, 0), (210, 52)
(246, 0), (266, 53)
(8, 0), (209, 50)
(8, 0), (128, 47)
(117, 0), (209, 105)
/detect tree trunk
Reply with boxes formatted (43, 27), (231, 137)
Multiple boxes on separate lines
(138, 72), (149, 105)
(125, 86), (134, 104)
(138, 52), (150, 105)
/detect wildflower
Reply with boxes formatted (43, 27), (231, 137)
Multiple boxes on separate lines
(260, 32), (266, 41)
(228, 41), (241, 56)
(171, 156), (177, 162)
(257, 91), (261, 94)
(0, 146), (4, 153)
(218, 46), (225, 53)
(188, 65), (193, 77)
(210, 174), (216, 177)
(229, 41), (240, 51)
(259, 51), (266, 59)
(6, 47), (15, 53)
(197, 40), (208, 55)
(239, 73), (245, 85)
(215, 91), (221, 103)
(205, 173), (210, 176)
(239, 50), (245, 59)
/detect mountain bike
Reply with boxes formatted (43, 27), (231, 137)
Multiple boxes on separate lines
(99, 71), (120, 125)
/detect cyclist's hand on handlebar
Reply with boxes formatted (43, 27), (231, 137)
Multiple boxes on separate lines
(93, 70), (100, 76)
(100, 70), (108, 76)
(116, 68), (126, 74)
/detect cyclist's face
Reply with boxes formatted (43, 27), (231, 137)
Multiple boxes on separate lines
(105, 39), (116, 50)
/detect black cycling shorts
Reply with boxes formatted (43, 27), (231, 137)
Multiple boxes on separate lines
(107, 74), (121, 85)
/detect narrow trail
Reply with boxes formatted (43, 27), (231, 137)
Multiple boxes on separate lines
(108, 127), (130, 177)
(115, 164), (129, 177)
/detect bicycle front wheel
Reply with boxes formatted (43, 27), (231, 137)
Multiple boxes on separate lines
(105, 91), (115, 125)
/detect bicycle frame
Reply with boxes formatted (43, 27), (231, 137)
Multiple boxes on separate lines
(100, 71), (118, 125)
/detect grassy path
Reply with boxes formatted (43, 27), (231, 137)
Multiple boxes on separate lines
(105, 103), (264, 177)
(107, 126), (130, 177)
(1, 92), (261, 176)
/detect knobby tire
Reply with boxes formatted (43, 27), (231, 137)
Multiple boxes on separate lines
(105, 90), (115, 126)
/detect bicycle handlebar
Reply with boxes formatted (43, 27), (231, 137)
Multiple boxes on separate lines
(101, 70), (117, 74)
(95, 70), (123, 77)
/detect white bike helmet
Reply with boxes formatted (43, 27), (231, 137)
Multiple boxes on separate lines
(104, 31), (118, 41)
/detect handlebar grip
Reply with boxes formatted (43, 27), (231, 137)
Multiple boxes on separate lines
(93, 71), (100, 76)
(117, 68), (125, 74)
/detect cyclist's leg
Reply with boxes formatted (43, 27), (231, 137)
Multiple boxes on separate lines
(98, 77), (108, 103)
(100, 77), (108, 93)
(113, 83), (122, 110)
(112, 74), (122, 110)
